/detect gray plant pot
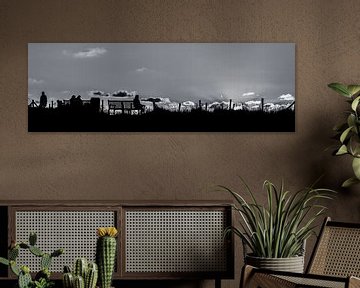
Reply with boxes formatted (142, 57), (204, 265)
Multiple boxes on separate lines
(245, 254), (305, 273)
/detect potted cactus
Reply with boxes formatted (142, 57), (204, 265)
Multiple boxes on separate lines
(62, 258), (98, 288)
(96, 227), (118, 288)
(0, 232), (64, 288)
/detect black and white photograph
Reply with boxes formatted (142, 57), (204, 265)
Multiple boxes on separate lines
(28, 43), (295, 132)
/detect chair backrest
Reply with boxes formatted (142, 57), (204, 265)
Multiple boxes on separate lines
(307, 217), (360, 277)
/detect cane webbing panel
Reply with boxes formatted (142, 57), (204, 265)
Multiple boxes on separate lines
(15, 211), (115, 272)
(309, 226), (360, 277)
(125, 210), (227, 273)
(276, 275), (345, 288)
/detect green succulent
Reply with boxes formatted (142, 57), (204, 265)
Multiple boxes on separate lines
(32, 277), (54, 288)
(329, 83), (360, 187)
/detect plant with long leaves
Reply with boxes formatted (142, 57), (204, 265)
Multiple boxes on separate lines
(328, 83), (360, 187)
(220, 179), (335, 258)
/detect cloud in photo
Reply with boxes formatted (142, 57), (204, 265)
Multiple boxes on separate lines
(278, 94), (294, 101)
(63, 47), (107, 59)
(242, 92), (255, 97)
(245, 100), (261, 106)
(28, 77), (44, 85)
(88, 90), (109, 97)
(112, 90), (137, 97)
(135, 67), (149, 73)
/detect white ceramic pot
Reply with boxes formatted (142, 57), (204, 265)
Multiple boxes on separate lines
(245, 254), (305, 273)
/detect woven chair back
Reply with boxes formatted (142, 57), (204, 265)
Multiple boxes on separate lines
(308, 218), (360, 277)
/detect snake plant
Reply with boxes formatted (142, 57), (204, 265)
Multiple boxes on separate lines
(220, 179), (335, 258)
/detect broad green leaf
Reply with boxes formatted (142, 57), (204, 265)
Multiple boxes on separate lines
(347, 114), (356, 128)
(342, 177), (360, 188)
(347, 85), (360, 97)
(351, 96), (360, 111)
(340, 126), (353, 143)
(349, 135), (360, 157)
(352, 157), (360, 179)
(336, 145), (348, 155)
(328, 83), (350, 97)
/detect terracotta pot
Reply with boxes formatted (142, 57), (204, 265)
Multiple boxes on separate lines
(245, 254), (304, 273)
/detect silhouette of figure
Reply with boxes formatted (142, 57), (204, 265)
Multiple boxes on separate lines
(40, 91), (47, 108)
(29, 100), (38, 107)
(76, 95), (83, 107)
(133, 95), (145, 113)
(70, 95), (76, 107)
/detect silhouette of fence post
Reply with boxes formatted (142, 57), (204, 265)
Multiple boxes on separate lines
(51, 101), (54, 108)
(101, 100), (104, 112)
(205, 103), (208, 111)
(199, 100), (202, 110)
(178, 103), (181, 112)
(261, 98), (264, 112)
(229, 99), (232, 110)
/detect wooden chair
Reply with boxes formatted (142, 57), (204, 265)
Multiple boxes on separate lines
(241, 217), (360, 288)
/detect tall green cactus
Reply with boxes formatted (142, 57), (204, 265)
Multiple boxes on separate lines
(96, 227), (118, 288)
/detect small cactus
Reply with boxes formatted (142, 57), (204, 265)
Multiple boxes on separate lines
(51, 248), (64, 257)
(0, 232), (64, 288)
(9, 247), (19, 260)
(29, 232), (37, 246)
(10, 260), (20, 276)
(64, 265), (72, 273)
(74, 275), (85, 288)
(74, 258), (87, 280)
(29, 245), (44, 257)
(41, 253), (52, 270)
(18, 269), (32, 288)
(85, 263), (98, 288)
(63, 260), (98, 288)
(63, 272), (74, 288)
(96, 227), (118, 288)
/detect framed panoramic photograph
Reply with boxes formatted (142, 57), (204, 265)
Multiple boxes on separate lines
(28, 43), (295, 132)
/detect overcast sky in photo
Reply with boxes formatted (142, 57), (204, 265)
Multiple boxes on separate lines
(28, 43), (295, 104)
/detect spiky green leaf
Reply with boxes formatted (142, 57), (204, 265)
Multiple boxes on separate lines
(221, 179), (335, 258)
(328, 83), (351, 97)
